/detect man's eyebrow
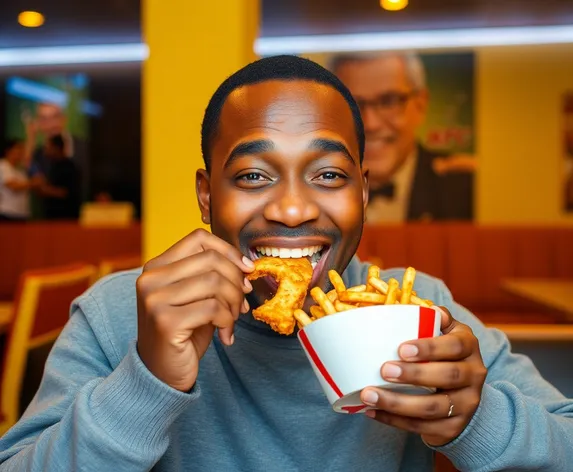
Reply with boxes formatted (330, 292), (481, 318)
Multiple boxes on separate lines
(224, 139), (275, 169)
(308, 138), (356, 165)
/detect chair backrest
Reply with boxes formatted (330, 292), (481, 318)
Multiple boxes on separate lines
(0, 263), (97, 435)
(98, 254), (142, 279)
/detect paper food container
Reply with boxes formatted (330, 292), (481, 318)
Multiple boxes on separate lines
(297, 304), (441, 414)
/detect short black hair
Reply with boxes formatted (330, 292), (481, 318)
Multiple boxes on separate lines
(48, 134), (65, 154)
(200, 55), (364, 172)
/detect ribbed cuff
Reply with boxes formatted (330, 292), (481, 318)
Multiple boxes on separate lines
(431, 384), (514, 471)
(90, 341), (200, 451)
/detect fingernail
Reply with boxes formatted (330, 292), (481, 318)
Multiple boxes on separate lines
(242, 256), (255, 269)
(400, 344), (418, 358)
(365, 410), (376, 418)
(243, 277), (253, 292)
(229, 334), (235, 345)
(242, 298), (250, 313)
(362, 390), (379, 406)
(383, 364), (402, 380)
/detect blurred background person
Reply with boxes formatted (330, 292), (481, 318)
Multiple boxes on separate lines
(23, 102), (88, 206)
(0, 140), (34, 222)
(331, 52), (475, 223)
(33, 135), (80, 220)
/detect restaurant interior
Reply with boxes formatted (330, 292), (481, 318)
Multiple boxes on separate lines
(0, 1), (572, 470)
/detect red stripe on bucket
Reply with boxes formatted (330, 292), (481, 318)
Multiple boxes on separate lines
(418, 306), (436, 339)
(298, 329), (344, 398)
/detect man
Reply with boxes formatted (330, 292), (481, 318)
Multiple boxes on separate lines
(0, 56), (571, 471)
(24, 102), (89, 204)
(33, 135), (80, 220)
(0, 140), (33, 221)
(331, 52), (474, 222)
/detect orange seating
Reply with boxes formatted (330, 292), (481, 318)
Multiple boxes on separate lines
(0, 263), (97, 435)
(358, 224), (573, 323)
(98, 254), (142, 279)
(0, 222), (140, 301)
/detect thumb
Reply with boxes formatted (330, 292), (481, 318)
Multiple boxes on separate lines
(437, 306), (457, 334)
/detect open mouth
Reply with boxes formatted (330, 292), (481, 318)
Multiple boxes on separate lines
(252, 245), (325, 268)
(249, 243), (331, 289)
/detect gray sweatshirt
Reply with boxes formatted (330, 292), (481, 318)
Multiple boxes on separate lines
(1, 257), (572, 471)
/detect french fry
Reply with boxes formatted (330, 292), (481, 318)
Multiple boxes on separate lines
(400, 267), (416, 304)
(328, 270), (346, 294)
(310, 305), (326, 319)
(310, 287), (337, 315)
(368, 276), (389, 295)
(294, 309), (312, 327)
(304, 267), (436, 328)
(366, 265), (380, 292)
(334, 300), (358, 312)
(368, 276), (434, 307)
(339, 291), (387, 305)
(410, 295), (433, 308)
(347, 284), (367, 292)
(326, 290), (338, 303)
(384, 278), (400, 304)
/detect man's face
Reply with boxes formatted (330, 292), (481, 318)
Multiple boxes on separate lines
(36, 104), (66, 137)
(335, 56), (428, 183)
(196, 80), (368, 309)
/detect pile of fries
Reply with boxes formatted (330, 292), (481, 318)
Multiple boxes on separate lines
(294, 266), (435, 329)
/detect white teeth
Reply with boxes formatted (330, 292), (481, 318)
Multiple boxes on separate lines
(311, 261), (317, 269)
(254, 245), (324, 259)
(291, 248), (303, 258)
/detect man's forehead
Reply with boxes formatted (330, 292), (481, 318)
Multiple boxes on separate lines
(337, 56), (410, 92)
(38, 104), (63, 115)
(225, 80), (343, 113)
(212, 80), (359, 161)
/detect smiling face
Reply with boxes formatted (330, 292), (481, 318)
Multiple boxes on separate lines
(196, 79), (368, 309)
(335, 56), (428, 183)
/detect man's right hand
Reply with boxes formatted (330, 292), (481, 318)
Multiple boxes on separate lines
(136, 229), (254, 392)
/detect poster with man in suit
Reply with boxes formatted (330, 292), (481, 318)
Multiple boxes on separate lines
(328, 51), (476, 222)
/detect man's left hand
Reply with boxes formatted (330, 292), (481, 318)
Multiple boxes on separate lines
(360, 307), (487, 446)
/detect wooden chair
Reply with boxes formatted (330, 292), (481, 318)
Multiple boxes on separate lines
(0, 263), (97, 435)
(98, 254), (142, 279)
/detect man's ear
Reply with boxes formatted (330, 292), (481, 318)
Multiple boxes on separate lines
(196, 169), (211, 224)
(362, 166), (370, 220)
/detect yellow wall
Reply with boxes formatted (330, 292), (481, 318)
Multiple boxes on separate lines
(142, 0), (259, 261)
(476, 44), (573, 225)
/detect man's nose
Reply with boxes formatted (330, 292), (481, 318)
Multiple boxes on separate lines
(361, 106), (384, 134)
(263, 185), (320, 227)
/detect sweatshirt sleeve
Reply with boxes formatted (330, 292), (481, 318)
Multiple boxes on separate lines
(0, 301), (199, 471)
(431, 283), (573, 472)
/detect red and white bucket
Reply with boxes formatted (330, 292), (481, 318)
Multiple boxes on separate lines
(297, 304), (441, 414)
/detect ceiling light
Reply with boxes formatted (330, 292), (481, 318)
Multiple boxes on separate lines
(0, 43), (149, 67)
(255, 25), (573, 55)
(18, 11), (45, 28)
(381, 0), (408, 11)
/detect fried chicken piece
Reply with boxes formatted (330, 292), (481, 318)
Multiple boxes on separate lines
(247, 257), (313, 335)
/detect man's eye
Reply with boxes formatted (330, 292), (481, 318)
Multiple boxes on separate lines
(318, 171), (344, 180)
(238, 172), (265, 182)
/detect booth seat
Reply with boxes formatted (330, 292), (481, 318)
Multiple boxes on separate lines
(1, 222), (141, 301)
(357, 224), (573, 324)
